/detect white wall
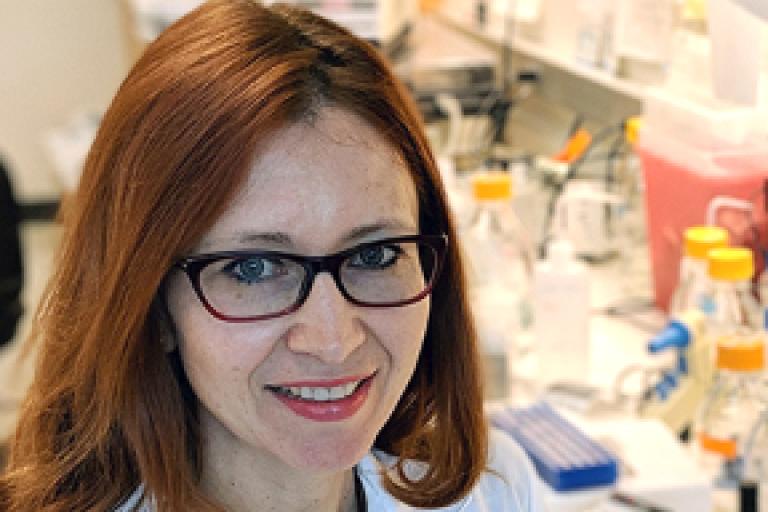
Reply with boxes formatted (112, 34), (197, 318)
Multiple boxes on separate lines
(0, 0), (129, 201)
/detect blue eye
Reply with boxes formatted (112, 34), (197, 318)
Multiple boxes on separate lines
(348, 244), (400, 269)
(223, 256), (284, 284)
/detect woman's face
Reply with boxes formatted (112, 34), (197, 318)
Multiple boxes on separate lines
(165, 108), (430, 473)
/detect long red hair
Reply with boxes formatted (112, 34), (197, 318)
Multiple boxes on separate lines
(0, 2), (487, 510)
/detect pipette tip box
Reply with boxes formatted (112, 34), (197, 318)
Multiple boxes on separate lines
(491, 402), (619, 492)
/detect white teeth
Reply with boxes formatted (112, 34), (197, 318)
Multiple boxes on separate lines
(314, 388), (330, 401)
(275, 379), (365, 401)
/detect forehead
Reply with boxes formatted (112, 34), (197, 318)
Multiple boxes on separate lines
(197, 108), (420, 252)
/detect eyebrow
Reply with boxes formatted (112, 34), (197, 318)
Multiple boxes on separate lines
(205, 219), (418, 251)
(339, 220), (418, 245)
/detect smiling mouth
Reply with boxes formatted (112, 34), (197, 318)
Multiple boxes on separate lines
(264, 373), (376, 402)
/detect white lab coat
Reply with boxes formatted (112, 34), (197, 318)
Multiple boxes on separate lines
(116, 429), (544, 511)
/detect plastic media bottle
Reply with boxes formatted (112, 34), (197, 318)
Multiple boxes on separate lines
(464, 172), (534, 401)
(532, 238), (591, 386)
(695, 247), (767, 487)
(648, 226), (729, 398)
(669, 225), (729, 317)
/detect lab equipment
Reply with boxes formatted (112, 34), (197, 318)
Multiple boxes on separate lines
(611, 0), (677, 84)
(695, 247), (766, 487)
(739, 481), (759, 512)
(491, 402), (619, 492)
(697, 341), (766, 486)
(525, 0), (613, 69)
(647, 225), (727, 403)
(573, 0), (613, 69)
(553, 180), (625, 260)
(464, 172), (534, 400)
(638, 87), (768, 311)
(552, 128), (592, 164)
(669, 226), (728, 317)
(648, 309), (706, 381)
(532, 238), (591, 386)
(642, 309), (709, 432)
(648, 310), (705, 356)
(708, 0), (764, 105)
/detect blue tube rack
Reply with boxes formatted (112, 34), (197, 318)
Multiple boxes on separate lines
(491, 402), (619, 492)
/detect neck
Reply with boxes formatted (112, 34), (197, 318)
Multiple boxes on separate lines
(199, 427), (359, 512)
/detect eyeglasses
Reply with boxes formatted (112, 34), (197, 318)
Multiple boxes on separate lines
(174, 234), (448, 322)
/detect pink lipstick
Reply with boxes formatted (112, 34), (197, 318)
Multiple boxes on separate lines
(266, 373), (375, 422)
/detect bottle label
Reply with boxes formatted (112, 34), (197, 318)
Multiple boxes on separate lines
(698, 295), (715, 315)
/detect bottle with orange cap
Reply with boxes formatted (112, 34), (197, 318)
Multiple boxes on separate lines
(464, 171), (534, 401)
(695, 247), (767, 486)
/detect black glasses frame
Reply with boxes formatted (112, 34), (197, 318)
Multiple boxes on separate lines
(174, 234), (448, 322)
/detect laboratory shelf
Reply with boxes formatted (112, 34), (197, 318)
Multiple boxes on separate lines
(434, 7), (648, 103)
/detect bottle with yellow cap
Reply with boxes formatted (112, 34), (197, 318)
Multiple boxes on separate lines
(670, 226), (729, 317)
(644, 227), (728, 422)
(695, 247), (767, 486)
(464, 171), (534, 401)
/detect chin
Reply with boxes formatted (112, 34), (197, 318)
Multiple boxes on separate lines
(284, 432), (376, 472)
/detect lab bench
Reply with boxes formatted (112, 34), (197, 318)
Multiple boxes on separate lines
(498, 253), (750, 511)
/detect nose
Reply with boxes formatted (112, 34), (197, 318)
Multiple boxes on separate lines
(285, 273), (365, 364)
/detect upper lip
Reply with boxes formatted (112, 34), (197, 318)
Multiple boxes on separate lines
(267, 372), (375, 388)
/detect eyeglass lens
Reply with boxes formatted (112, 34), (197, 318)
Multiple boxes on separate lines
(197, 240), (437, 318)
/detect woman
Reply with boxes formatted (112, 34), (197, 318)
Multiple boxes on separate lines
(0, 1), (541, 510)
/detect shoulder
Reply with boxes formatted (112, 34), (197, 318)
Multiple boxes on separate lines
(471, 428), (546, 511)
(359, 428), (545, 511)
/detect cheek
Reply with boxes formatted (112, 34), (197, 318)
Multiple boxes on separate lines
(166, 277), (277, 386)
(375, 300), (430, 365)
(176, 316), (280, 382)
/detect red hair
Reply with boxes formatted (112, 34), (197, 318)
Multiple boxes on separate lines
(0, 2), (487, 510)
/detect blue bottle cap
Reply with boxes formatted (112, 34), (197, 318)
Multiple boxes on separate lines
(648, 320), (691, 353)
